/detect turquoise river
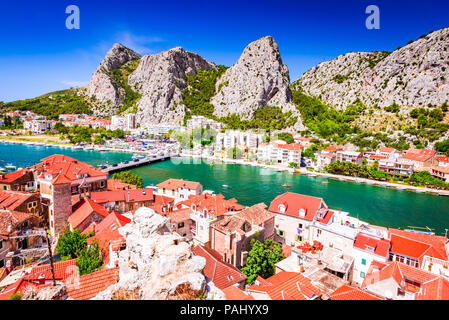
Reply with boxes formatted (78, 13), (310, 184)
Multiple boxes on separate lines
(1, 142), (448, 235)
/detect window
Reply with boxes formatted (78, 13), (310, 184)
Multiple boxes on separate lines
(298, 223), (303, 229)
(178, 222), (185, 228)
(362, 258), (366, 266)
(277, 230), (285, 237)
(100, 181), (105, 188)
(360, 271), (366, 279)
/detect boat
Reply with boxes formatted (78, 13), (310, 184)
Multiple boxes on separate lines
(5, 164), (16, 170)
(0, 167), (5, 172)
(210, 162), (214, 167)
(222, 185), (229, 188)
(132, 154), (145, 160)
(282, 184), (292, 188)
(322, 181), (330, 185)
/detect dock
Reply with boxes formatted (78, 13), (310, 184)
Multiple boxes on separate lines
(100, 153), (176, 174)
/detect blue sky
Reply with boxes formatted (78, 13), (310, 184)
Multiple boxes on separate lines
(0, 0), (448, 102)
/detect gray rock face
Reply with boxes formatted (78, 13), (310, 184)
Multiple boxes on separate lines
(92, 207), (224, 300)
(211, 36), (303, 130)
(85, 43), (141, 113)
(298, 27), (449, 111)
(128, 47), (216, 125)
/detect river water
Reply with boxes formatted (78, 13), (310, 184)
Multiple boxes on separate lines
(2, 142), (449, 235)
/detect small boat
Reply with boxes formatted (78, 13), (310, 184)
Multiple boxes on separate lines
(282, 184), (292, 188)
(222, 184), (229, 188)
(5, 164), (16, 170)
(0, 167), (5, 172)
(322, 181), (330, 185)
(210, 162), (214, 167)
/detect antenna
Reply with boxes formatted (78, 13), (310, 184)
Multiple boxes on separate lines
(45, 231), (56, 286)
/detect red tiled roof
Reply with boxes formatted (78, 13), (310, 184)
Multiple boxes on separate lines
(222, 286), (255, 300)
(34, 154), (107, 181)
(51, 174), (71, 185)
(354, 233), (391, 258)
(169, 208), (193, 224)
(269, 192), (325, 221)
(0, 169), (32, 184)
(193, 245), (247, 290)
(91, 188), (154, 204)
(25, 259), (77, 282)
(67, 267), (119, 300)
(157, 178), (201, 191)
(0, 191), (36, 212)
(213, 203), (274, 236)
(0, 210), (34, 236)
(330, 284), (384, 300)
(87, 213), (130, 264)
(388, 229), (448, 263)
(369, 155), (387, 160)
(379, 147), (397, 154)
(362, 261), (449, 300)
(276, 143), (304, 151)
(177, 193), (245, 217)
(436, 156), (449, 163)
(107, 179), (136, 191)
(403, 149), (436, 162)
(248, 272), (321, 300)
(68, 199), (109, 230)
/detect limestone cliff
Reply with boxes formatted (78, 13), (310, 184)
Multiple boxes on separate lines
(211, 36), (303, 130)
(297, 27), (449, 111)
(128, 47), (216, 125)
(92, 207), (225, 300)
(85, 43), (141, 115)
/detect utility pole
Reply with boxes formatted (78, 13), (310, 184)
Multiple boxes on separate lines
(45, 231), (56, 286)
(445, 229), (448, 238)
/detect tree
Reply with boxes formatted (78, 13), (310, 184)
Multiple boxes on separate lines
(111, 171), (144, 188)
(56, 229), (89, 259)
(76, 241), (103, 275)
(288, 162), (298, 168)
(226, 147), (242, 159)
(277, 132), (294, 144)
(241, 239), (285, 284)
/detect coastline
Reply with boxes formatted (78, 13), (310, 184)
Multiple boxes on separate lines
(178, 154), (449, 197)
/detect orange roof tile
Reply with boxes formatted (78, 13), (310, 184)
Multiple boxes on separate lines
(354, 233), (391, 258)
(193, 245), (247, 290)
(248, 272), (321, 300)
(222, 286), (255, 300)
(67, 267), (119, 300)
(330, 284), (384, 300)
(68, 199), (109, 231)
(269, 192), (325, 221)
(177, 193), (245, 217)
(156, 178), (201, 190)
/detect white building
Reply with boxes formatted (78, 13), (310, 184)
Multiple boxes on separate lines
(23, 120), (53, 134)
(257, 141), (302, 165)
(351, 233), (391, 285)
(186, 115), (226, 131)
(111, 114), (136, 131)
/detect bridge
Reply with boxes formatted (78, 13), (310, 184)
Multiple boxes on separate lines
(99, 153), (177, 174)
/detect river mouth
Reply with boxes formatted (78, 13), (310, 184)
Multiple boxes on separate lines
(2, 142), (449, 236)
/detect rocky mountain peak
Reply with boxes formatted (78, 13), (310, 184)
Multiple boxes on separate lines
(298, 26), (449, 111)
(128, 47), (216, 125)
(100, 43), (141, 71)
(211, 36), (303, 130)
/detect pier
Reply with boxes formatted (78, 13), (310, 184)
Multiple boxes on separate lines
(100, 153), (177, 174)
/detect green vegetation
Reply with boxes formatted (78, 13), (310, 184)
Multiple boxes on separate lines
(109, 59), (142, 114)
(220, 106), (298, 131)
(226, 147), (243, 159)
(277, 132), (294, 144)
(360, 51), (391, 69)
(241, 239), (285, 284)
(435, 139), (449, 156)
(2, 89), (93, 120)
(76, 241), (103, 276)
(56, 229), (103, 276)
(288, 162), (298, 168)
(333, 74), (349, 84)
(54, 123), (126, 144)
(183, 65), (228, 124)
(384, 102), (400, 113)
(0, 115), (23, 129)
(326, 161), (449, 189)
(56, 229), (91, 259)
(292, 89), (364, 139)
(111, 171), (144, 188)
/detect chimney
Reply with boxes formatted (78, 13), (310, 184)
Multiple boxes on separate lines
(38, 273), (46, 285)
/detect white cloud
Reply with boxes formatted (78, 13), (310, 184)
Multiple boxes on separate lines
(114, 31), (165, 55)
